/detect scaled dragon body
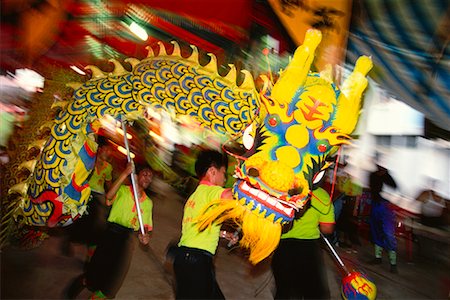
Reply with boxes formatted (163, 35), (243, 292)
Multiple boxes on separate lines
(9, 29), (372, 264)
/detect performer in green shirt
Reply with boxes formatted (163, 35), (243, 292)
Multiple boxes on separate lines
(173, 149), (236, 299)
(66, 162), (153, 299)
(271, 187), (335, 299)
(85, 138), (114, 257)
(63, 137), (113, 258)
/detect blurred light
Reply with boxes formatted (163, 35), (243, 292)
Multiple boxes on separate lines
(117, 146), (135, 159)
(129, 21), (148, 41)
(99, 115), (119, 133)
(149, 130), (164, 144)
(116, 127), (132, 139)
(70, 65), (86, 75)
(14, 69), (45, 92)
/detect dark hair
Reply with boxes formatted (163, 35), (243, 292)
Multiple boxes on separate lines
(195, 150), (228, 179)
(135, 162), (152, 175)
(97, 135), (110, 148)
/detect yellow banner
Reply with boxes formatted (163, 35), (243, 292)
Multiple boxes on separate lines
(268, 0), (352, 72)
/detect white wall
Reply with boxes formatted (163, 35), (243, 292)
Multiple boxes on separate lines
(344, 80), (450, 201)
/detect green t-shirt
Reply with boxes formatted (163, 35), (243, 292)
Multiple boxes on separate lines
(89, 160), (113, 194)
(281, 188), (335, 240)
(0, 111), (16, 148)
(341, 176), (363, 196)
(107, 185), (153, 231)
(178, 183), (225, 255)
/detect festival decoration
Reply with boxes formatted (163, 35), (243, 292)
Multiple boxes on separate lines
(7, 29), (372, 264)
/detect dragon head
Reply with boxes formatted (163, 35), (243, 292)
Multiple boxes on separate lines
(198, 29), (372, 263)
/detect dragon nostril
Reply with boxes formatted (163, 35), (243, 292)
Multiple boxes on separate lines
(248, 167), (259, 177)
(288, 187), (302, 196)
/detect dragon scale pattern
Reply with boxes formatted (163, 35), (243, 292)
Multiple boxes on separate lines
(15, 42), (260, 227)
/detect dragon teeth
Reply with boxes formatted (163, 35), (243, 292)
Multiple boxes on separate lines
(256, 191), (268, 200)
(241, 181), (250, 191)
(239, 180), (293, 217)
(266, 197), (277, 206)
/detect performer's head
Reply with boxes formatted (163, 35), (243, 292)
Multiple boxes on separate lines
(374, 151), (388, 172)
(97, 135), (113, 161)
(195, 149), (228, 187)
(135, 162), (153, 190)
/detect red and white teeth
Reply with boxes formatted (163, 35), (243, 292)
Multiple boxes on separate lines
(239, 181), (294, 217)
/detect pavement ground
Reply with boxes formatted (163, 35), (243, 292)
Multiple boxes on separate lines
(1, 177), (449, 299)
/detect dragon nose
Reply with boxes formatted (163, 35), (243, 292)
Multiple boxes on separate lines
(247, 167), (259, 177)
(288, 187), (303, 196)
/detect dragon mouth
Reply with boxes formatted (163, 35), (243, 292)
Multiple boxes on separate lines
(233, 179), (297, 223)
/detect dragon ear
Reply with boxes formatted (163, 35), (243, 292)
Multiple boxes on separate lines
(259, 74), (272, 96)
(271, 29), (322, 105)
(334, 56), (373, 134)
(258, 74), (272, 119)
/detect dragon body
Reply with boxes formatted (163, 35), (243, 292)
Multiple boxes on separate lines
(9, 29), (372, 265)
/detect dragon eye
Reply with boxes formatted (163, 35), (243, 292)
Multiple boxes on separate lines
(267, 115), (279, 127)
(288, 187), (303, 196)
(243, 124), (255, 150)
(312, 170), (325, 184)
(317, 139), (330, 153)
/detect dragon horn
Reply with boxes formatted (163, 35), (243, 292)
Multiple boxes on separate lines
(8, 182), (29, 197)
(108, 59), (128, 76)
(334, 56), (373, 134)
(125, 58), (140, 70)
(19, 160), (37, 173)
(85, 65), (107, 79)
(51, 100), (69, 109)
(271, 29), (322, 104)
(27, 139), (46, 151)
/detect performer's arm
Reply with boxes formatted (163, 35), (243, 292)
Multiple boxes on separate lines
(104, 179), (112, 193)
(106, 162), (133, 205)
(220, 229), (239, 245)
(138, 207), (153, 245)
(138, 231), (150, 245)
(319, 223), (335, 235)
(221, 188), (233, 200)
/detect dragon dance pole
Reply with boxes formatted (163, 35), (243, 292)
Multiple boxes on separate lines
(321, 232), (350, 275)
(121, 116), (145, 235)
(321, 233), (377, 300)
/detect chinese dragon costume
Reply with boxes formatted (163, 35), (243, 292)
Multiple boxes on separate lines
(7, 29), (372, 272)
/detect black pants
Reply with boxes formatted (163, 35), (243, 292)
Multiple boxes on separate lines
(69, 192), (110, 245)
(271, 238), (330, 299)
(86, 222), (134, 298)
(173, 246), (224, 299)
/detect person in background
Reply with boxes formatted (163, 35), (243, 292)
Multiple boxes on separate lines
(79, 137), (114, 258)
(0, 103), (18, 164)
(84, 137), (114, 260)
(368, 159), (398, 273)
(66, 162), (154, 299)
(415, 178), (447, 228)
(62, 137), (114, 259)
(337, 171), (363, 253)
(271, 187), (335, 299)
(172, 149), (237, 299)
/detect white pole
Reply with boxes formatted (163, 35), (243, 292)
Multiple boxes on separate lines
(121, 117), (145, 235)
(321, 233), (350, 275)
